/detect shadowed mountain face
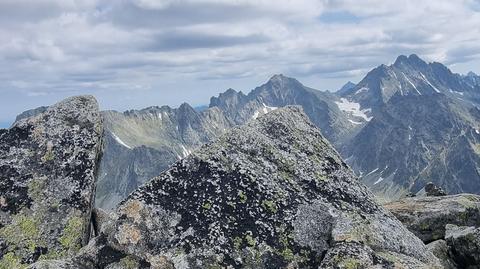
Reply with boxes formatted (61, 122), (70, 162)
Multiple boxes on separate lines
(209, 74), (357, 145)
(338, 55), (480, 201)
(92, 54), (480, 208)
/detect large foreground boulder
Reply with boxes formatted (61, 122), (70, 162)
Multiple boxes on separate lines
(384, 194), (480, 243)
(426, 240), (457, 269)
(445, 224), (480, 268)
(67, 106), (439, 268)
(0, 96), (103, 267)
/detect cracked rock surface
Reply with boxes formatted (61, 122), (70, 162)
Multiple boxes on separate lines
(0, 96), (103, 268)
(385, 194), (480, 243)
(86, 106), (441, 268)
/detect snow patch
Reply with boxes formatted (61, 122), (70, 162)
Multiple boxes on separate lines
(111, 132), (132, 149)
(181, 145), (192, 157)
(355, 87), (369, 95)
(373, 177), (384, 185)
(476, 129), (480, 134)
(335, 98), (372, 121)
(401, 72), (421, 95)
(158, 113), (162, 120)
(392, 70), (398, 80)
(420, 73), (441, 93)
(449, 89), (464, 96)
(252, 103), (278, 120)
(365, 168), (379, 176)
(348, 119), (363, 125)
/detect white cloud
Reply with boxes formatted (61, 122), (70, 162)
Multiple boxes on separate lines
(0, 0), (480, 123)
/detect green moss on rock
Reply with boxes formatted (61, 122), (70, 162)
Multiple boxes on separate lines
(261, 200), (278, 213)
(238, 190), (247, 203)
(59, 216), (84, 253)
(0, 214), (43, 259)
(0, 252), (26, 269)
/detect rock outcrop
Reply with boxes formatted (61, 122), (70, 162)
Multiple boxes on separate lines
(384, 194), (480, 243)
(63, 106), (440, 268)
(0, 96), (103, 267)
(445, 224), (480, 268)
(425, 182), (447, 197)
(426, 240), (458, 269)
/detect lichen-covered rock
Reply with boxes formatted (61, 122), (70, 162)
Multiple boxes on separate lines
(0, 96), (103, 267)
(426, 240), (457, 269)
(319, 241), (433, 269)
(445, 224), (480, 268)
(384, 194), (480, 243)
(92, 106), (439, 268)
(26, 259), (88, 269)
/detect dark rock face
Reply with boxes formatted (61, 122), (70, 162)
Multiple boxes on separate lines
(0, 96), (103, 267)
(89, 107), (439, 268)
(340, 54), (480, 201)
(425, 182), (447, 197)
(385, 194), (480, 243)
(445, 224), (480, 268)
(13, 106), (48, 126)
(426, 240), (458, 269)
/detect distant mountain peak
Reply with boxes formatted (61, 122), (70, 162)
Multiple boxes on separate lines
(337, 81), (357, 95)
(467, 71), (478, 77)
(269, 73), (287, 81)
(393, 54), (428, 68)
(266, 74), (304, 90)
(178, 102), (196, 112)
(267, 73), (298, 84)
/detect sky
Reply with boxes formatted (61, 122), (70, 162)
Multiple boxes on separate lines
(1, 0), (480, 128)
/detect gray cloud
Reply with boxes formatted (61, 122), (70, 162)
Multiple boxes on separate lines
(97, 1), (269, 29)
(144, 32), (270, 51)
(1, 0), (480, 123)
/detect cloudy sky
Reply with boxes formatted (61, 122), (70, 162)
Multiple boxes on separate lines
(1, 0), (480, 127)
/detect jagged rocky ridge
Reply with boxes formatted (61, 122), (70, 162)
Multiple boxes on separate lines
(29, 106), (442, 268)
(96, 74), (359, 210)
(96, 104), (232, 210)
(96, 54), (480, 209)
(0, 96), (103, 268)
(339, 54), (480, 201)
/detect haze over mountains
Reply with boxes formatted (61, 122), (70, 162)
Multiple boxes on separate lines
(90, 54), (480, 209)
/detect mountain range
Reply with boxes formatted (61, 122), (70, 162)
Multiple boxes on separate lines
(2, 60), (480, 267)
(34, 54), (477, 208)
